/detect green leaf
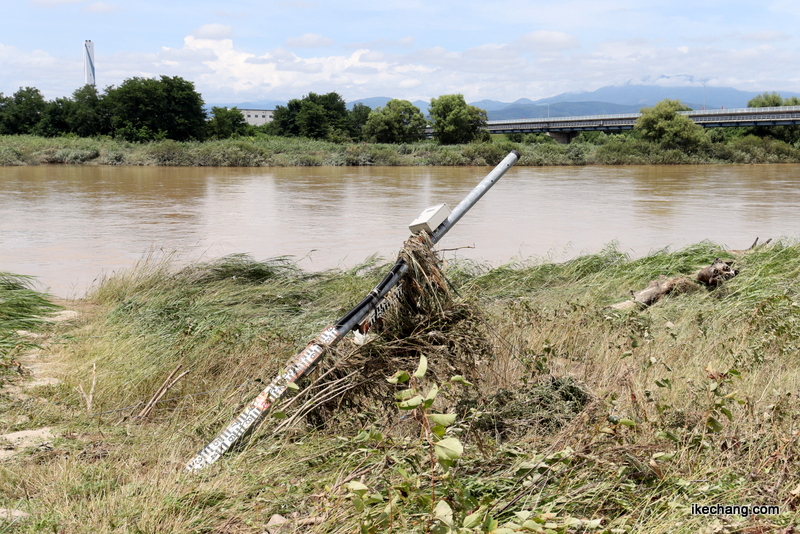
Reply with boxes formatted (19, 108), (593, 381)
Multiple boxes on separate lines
(655, 378), (671, 388)
(423, 385), (439, 408)
(353, 495), (364, 513)
(413, 355), (428, 378)
(386, 370), (410, 384)
(618, 418), (637, 427)
(434, 500), (453, 527)
(397, 395), (424, 410)
(434, 437), (463, 462)
(271, 411), (287, 419)
(707, 416), (723, 433)
(394, 388), (418, 401)
(483, 516), (498, 532)
(656, 430), (680, 442)
(450, 375), (473, 386)
(286, 381), (299, 391)
(463, 508), (486, 528)
(521, 519), (544, 531)
(346, 481), (369, 496)
(427, 413), (457, 427)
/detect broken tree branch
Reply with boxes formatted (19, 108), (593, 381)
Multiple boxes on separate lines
(609, 258), (739, 310)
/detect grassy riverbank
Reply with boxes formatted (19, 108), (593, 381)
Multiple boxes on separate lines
(0, 273), (61, 369)
(2, 242), (800, 533)
(3, 132), (800, 167)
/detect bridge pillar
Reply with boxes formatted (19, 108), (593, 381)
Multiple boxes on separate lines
(546, 131), (578, 144)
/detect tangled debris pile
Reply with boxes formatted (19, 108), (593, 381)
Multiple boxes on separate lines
(283, 232), (493, 429)
(280, 233), (592, 436)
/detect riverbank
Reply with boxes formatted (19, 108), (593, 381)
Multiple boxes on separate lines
(2, 242), (800, 533)
(3, 132), (800, 167)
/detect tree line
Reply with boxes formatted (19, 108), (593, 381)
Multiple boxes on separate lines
(2, 75), (798, 149)
(629, 93), (800, 153)
(0, 75), (487, 144)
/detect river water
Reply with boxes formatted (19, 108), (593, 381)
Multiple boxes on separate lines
(1, 163), (799, 298)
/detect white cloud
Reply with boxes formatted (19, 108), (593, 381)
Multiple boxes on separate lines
(742, 30), (789, 42)
(515, 31), (580, 53)
(5, 0), (800, 105)
(285, 33), (334, 48)
(192, 24), (233, 40)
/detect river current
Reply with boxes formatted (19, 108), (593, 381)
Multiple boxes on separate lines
(1, 164), (799, 298)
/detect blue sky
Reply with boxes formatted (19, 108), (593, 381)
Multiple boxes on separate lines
(3, 0), (800, 104)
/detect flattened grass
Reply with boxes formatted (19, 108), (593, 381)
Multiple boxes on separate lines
(0, 273), (61, 370)
(4, 242), (800, 533)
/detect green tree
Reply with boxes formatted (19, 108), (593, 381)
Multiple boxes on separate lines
(268, 99), (302, 137)
(746, 92), (800, 145)
(428, 94), (487, 145)
(35, 98), (73, 137)
(634, 99), (709, 152)
(67, 85), (110, 137)
(0, 87), (47, 135)
(747, 92), (784, 108)
(104, 75), (207, 141)
(363, 99), (426, 143)
(347, 102), (372, 140)
(296, 100), (330, 139)
(269, 91), (350, 140)
(207, 106), (248, 139)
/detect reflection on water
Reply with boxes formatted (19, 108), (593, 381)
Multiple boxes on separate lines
(1, 163), (799, 297)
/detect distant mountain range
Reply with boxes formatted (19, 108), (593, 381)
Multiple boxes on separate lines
(212, 83), (800, 120)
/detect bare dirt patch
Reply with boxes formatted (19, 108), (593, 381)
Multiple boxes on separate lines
(1, 302), (87, 458)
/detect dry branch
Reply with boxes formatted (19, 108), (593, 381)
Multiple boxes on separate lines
(608, 276), (699, 310)
(609, 258), (739, 310)
(137, 364), (189, 419)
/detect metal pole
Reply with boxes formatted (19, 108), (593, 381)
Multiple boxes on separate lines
(186, 151), (520, 471)
(431, 150), (520, 244)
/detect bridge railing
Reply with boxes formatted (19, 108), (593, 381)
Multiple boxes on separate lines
(487, 106), (800, 127)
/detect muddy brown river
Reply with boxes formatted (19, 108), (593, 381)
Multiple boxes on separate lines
(2, 163), (799, 297)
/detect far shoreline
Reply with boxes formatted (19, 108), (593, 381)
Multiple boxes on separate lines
(3, 133), (800, 167)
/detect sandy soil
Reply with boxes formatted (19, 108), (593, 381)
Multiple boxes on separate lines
(0, 305), (85, 523)
(1, 306), (81, 459)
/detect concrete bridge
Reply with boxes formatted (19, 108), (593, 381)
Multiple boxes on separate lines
(485, 106), (800, 143)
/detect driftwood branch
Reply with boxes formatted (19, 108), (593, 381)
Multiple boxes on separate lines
(608, 276), (699, 310)
(609, 257), (740, 311)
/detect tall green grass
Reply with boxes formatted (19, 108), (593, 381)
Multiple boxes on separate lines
(3, 243), (800, 533)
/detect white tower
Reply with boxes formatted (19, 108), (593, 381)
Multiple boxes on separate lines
(84, 40), (95, 86)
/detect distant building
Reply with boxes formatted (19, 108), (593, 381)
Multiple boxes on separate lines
(84, 40), (95, 86)
(239, 109), (274, 126)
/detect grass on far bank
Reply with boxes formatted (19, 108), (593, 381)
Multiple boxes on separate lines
(3, 131), (800, 167)
(2, 241), (800, 533)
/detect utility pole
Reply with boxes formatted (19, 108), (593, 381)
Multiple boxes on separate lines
(701, 82), (706, 110)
